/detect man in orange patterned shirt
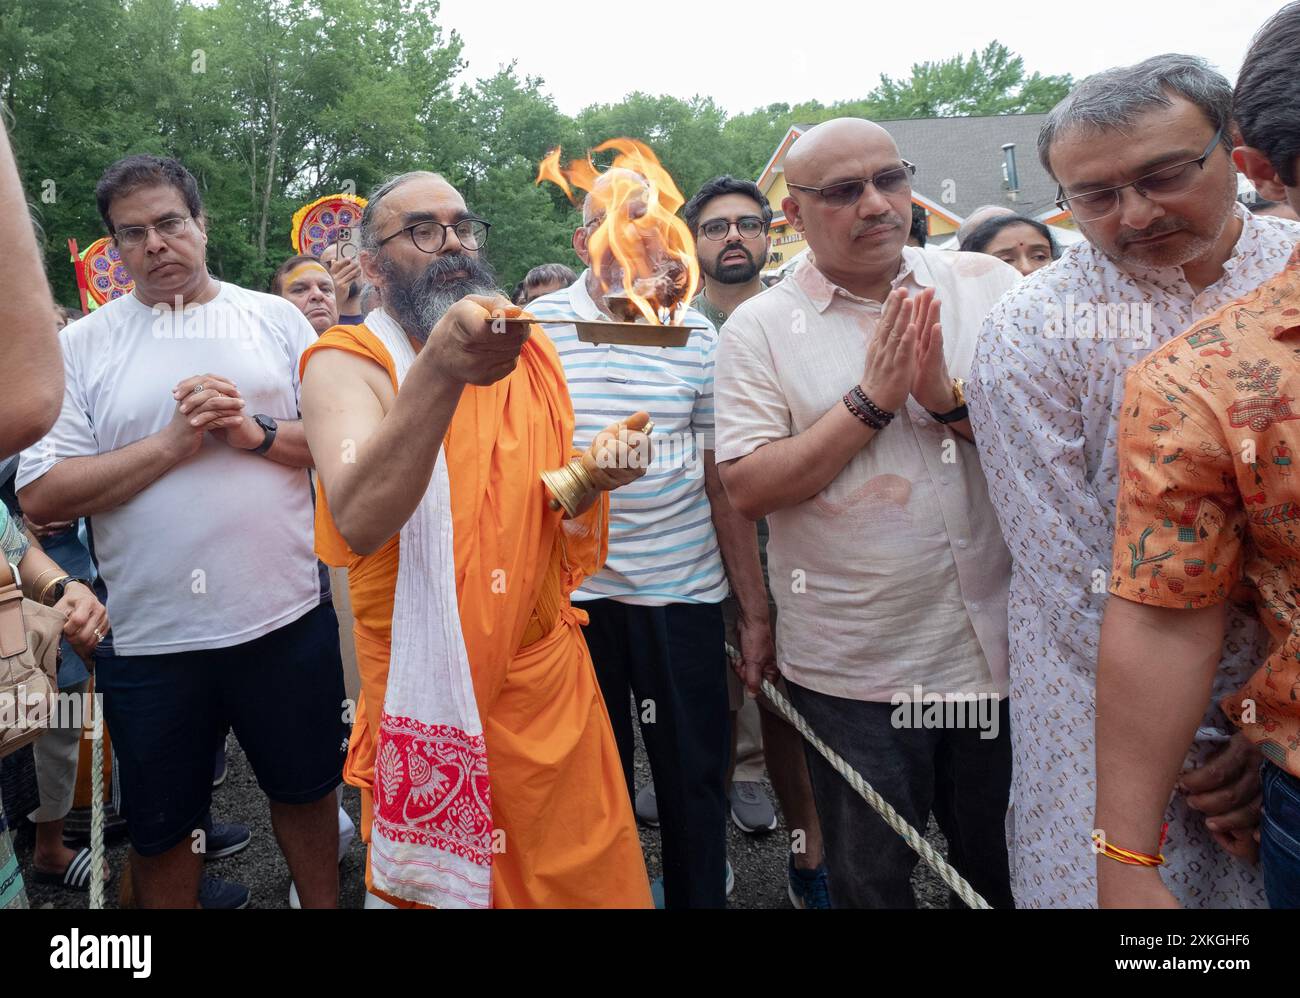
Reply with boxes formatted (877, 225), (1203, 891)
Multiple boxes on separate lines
(1097, 1), (1300, 907)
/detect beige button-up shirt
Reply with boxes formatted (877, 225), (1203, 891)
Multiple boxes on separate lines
(714, 248), (1018, 702)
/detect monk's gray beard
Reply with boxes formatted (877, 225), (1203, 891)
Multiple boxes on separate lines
(379, 251), (498, 342)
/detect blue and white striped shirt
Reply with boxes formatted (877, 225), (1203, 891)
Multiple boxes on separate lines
(530, 274), (728, 606)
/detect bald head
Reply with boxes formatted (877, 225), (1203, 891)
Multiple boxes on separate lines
(581, 167), (649, 224)
(785, 118), (899, 189)
(779, 117), (916, 296)
(957, 205), (1016, 246)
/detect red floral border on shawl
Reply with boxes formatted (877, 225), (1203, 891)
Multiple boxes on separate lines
(372, 712), (493, 867)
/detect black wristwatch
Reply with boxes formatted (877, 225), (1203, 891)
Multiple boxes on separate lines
(926, 378), (969, 424)
(251, 414), (278, 455)
(42, 576), (92, 607)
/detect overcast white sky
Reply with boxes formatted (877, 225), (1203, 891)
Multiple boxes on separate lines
(437, 0), (1287, 116)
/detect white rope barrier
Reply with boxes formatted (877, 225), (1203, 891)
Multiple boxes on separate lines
(89, 688), (104, 910)
(726, 644), (991, 909)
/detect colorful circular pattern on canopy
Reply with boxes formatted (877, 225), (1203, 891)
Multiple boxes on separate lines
(291, 194), (368, 257)
(82, 236), (134, 306)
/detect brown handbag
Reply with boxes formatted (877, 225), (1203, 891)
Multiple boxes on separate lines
(0, 560), (62, 759)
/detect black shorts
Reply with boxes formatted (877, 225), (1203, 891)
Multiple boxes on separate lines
(96, 603), (348, 857)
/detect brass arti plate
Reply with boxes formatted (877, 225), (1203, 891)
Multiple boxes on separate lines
(494, 315), (698, 347)
(573, 321), (696, 347)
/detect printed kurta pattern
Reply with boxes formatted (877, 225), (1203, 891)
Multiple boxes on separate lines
(968, 206), (1300, 908)
(1112, 242), (1300, 776)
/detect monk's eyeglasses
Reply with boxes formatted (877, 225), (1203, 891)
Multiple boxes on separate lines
(379, 217), (491, 254)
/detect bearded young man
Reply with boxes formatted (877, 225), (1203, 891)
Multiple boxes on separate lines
(298, 170), (652, 909)
(967, 54), (1300, 909)
(677, 174), (829, 908)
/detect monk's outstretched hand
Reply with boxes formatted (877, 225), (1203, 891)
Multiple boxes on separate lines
(428, 293), (530, 387)
(583, 411), (653, 492)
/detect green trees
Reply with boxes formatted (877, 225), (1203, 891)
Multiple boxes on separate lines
(2, 2), (1070, 302)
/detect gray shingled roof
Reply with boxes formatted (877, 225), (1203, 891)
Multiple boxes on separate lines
(790, 114), (1057, 221)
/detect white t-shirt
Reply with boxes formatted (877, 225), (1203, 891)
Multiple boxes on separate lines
(17, 283), (326, 656)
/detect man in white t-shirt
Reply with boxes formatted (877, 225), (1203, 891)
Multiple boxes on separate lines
(714, 118), (1017, 908)
(18, 155), (347, 909)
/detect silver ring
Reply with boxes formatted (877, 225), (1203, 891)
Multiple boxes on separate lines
(93, 628), (104, 641)
(193, 383), (207, 395)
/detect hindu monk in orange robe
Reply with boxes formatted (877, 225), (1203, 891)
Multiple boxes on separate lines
(299, 171), (651, 909)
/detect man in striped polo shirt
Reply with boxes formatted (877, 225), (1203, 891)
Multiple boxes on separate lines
(529, 178), (766, 909)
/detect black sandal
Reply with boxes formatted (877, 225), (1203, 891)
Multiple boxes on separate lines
(31, 846), (97, 891)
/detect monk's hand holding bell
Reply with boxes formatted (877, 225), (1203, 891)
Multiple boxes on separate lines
(430, 293), (530, 387)
(541, 412), (654, 516)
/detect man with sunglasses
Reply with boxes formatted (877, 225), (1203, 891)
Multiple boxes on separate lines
(17, 154), (349, 909)
(299, 170), (652, 908)
(677, 174), (830, 908)
(967, 54), (1300, 910)
(714, 117), (1020, 908)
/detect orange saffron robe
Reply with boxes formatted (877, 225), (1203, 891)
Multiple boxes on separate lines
(300, 324), (650, 908)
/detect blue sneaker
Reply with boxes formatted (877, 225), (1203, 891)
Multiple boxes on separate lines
(198, 876), (250, 909)
(787, 854), (830, 909)
(201, 822), (252, 861)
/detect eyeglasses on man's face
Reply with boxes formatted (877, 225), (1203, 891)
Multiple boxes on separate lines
(114, 215), (192, 248)
(699, 216), (767, 241)
(1055, 128), (1225, 222)
(788, 162), (916, 209)
(378, 216), (490, 254)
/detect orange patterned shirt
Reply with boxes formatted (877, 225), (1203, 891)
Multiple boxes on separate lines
(1111, 242), (1300, 775)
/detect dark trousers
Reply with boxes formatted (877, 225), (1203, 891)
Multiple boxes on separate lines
(786, 680), (1013, 909)
(581, 599), (730, 909)
(1261, 761), (1300, 908)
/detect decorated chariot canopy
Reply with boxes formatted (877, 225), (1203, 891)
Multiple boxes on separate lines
(290, 193), (367, 257)
(69, 236), (134, 311)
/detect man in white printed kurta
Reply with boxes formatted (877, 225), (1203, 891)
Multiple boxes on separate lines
(969, 54), (1300, 908)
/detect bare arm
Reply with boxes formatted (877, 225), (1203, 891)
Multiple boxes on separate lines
(16, 529), (108, 660)
(705, 450), (775, 694)
(1095, 596), (1227, 907)
(254, 420), (313, 468)
(0, 117), (62, 453)
(704, 451), (768, 623)
(718, 403), (881, 520)
(300, 345), (463, 556)
(20, 415), (200, 524)
(301, 294), (532, 554)
(720, 288), (922, 520)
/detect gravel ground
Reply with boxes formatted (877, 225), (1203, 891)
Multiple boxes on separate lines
(18, 725), (949, 909)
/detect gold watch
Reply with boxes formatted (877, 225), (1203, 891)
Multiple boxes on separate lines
(928, 378), (969, 425)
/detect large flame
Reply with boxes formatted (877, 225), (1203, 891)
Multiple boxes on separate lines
(537, 138), (699, 324)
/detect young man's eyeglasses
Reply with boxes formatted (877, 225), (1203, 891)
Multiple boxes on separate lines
(1055, 127), (1225, 222)
(379, 217), (490, 254)
(788, 163), (916, 209)
(699, 216), (767, 241)
(114, 215), (192, 248)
